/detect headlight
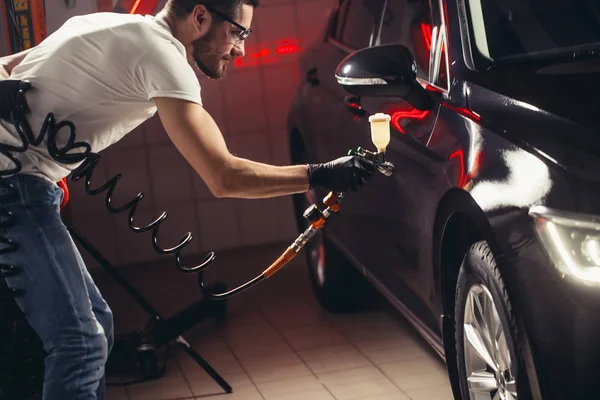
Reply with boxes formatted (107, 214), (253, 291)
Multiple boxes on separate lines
(529, 206), (600, 283)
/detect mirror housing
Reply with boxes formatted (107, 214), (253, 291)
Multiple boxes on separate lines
(335, 44), (433, 111)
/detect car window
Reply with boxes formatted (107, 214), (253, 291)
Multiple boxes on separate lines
(333, 0), (382, 50)
(469, 0), (600, 61)
(378, 0), (434, 81)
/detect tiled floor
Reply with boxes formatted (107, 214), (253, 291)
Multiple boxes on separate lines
(92, 242), (454, 400)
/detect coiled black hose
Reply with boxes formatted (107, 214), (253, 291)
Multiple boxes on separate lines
(0, 80), (218, 398)
(0, 81), (217, 285)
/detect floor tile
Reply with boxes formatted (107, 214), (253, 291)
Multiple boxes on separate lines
(186, 371), (255, 397)
(176, 342), (245, 376)
(238, 349), (305, 371)
(404, 383), (454, 400)
(378, 356), (448, 378)
(177, 351), (254, 397)
(354, 393), (411, 400)
(379, 357), (451, 391)
(195, 384), (265, 400)
(229, 339), (295, 360)
(298, 344), (373, 374)
(254, 374), (325, 399)
(246, 362), (314, 384)
(326, 378), (401, 400)
(316, 366), (389, 388)
(126, 370), (194, 400)
(296, 343), (363, 363)
(306, 354), (373, 375)
(275, 387), (336, 400)
(279, 324), (348, 350)
(361, 338), (437, 365)
(221, 324), (283, 348)
(261, 302), (327, 329)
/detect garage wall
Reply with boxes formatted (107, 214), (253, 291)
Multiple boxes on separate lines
(0, 12), (6, 56)
(45, 0), (338, 269)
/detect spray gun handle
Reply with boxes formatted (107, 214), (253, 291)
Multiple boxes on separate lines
(348, 148), (394, 176)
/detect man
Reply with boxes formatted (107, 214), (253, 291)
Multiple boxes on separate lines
(0, 0), (375, 399)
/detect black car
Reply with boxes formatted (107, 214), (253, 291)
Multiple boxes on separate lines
(287, 1), (600, 399)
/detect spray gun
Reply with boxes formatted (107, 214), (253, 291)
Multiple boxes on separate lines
(349, 113), (395, 177)
(204, 114), (395, 299)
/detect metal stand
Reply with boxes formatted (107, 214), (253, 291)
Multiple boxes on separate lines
(63, 217), (233, 394)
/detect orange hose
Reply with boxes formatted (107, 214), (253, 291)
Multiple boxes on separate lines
(262, 247), (297, 278)
(262, 191), (339, 280)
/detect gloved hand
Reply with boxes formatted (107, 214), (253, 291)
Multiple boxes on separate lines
(0, 79), (32, 121)
(308, 155), (376, 193)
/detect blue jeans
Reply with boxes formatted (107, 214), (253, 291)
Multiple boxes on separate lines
(0, 174), (114, 399)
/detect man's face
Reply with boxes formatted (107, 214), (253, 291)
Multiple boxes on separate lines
(191, 4), (253, 79)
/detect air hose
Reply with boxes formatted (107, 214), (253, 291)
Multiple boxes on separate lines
(201, 191), (346, 299)
(202, 113), (396, 300)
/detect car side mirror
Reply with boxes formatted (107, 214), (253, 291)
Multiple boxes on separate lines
(335, 44), (433, 111)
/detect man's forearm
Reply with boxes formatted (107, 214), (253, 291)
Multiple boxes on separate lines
(154, 97), (311, 199)
(219, 156), (310, 199)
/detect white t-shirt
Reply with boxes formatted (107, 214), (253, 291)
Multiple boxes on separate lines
(0, 12), (203, 184)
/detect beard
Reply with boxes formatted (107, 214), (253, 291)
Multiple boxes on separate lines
(192, 26), (232, 80)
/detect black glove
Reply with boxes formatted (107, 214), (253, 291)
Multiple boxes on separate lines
(308, 155), (376, 193)
(0, 79), (32, 121)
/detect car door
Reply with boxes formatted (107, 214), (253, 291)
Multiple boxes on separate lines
(326, 0), (446, 334)
(303, 0), (386, 164)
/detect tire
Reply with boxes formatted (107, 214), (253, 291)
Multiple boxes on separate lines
(289, 133), (373, 313)
(292, 187), (373, 313)
(455, 241), (532, 400)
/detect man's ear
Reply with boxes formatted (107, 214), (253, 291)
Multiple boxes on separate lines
(193, 5), (210, 33)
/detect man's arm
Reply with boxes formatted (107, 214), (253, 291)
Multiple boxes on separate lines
(153, 96), (310, 199)
(0, 48), (33, 78)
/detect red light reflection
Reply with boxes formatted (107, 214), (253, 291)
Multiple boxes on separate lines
(252, 49), (271, 58)
(421, 23), (433, 51)
(391, 109), (431, 134)
(420, 22), (446, 53)
(129, 0), (142, 13)
(442, 103), (481, 122)
(128, 0), (158, 15)
(276, 44), (299, 54)
(234, 39), (302, 68)
(449, 149), (467, 188)
(449, 149), (482, 188)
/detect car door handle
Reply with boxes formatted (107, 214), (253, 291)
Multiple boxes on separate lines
(306, 68), (320, 87)
(344, 96), (366, 117)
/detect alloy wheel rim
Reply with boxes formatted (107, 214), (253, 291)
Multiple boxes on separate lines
(303, 190), (326, 286)
(463, 284), (517, 400)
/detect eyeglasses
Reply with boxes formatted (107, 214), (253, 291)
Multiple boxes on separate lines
(204, 4), (252, 42)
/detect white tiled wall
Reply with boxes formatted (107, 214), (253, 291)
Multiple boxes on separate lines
(55, 0), (338, 268)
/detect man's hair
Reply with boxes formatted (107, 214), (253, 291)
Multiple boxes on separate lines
(168, 0), (260, 20)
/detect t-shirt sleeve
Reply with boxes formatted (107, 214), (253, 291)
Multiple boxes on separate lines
(135, 43), (203, 106)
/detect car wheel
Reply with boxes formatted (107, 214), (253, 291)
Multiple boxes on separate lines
(292, 180), (372, 313)
(455, 241), (531, 400)
(289, 133), (373, 313)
